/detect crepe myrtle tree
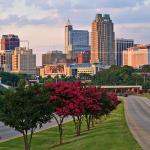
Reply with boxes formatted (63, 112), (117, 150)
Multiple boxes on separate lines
(45, 81), (70, 144)
(82, 86), (101, 130)
(45, 81), (85, 141)
(0, 82), (53, 150)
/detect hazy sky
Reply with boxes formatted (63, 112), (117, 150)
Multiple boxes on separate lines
(0, 0), (150, 65)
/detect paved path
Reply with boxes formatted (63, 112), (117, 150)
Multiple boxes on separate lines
(0, 117), (72, 142)
(124, 95), (150, 150)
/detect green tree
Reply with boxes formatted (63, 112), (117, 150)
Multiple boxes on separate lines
(0, 83), (52, 150)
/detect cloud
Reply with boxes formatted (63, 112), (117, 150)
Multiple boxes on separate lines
(0, 0), (150, 66)
(0, 14), (62, 27)
(0, 0), (149, 27)
(0, 0), (14, 9)
(24, 0), (143, 9)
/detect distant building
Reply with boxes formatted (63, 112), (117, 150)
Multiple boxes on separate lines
(123, 45), (150, 68)
(65, 20), (90, 55)
(39, 63), (110, 78)
(40, 63), (70, 78)
(12, 47), (36, 75)
(76, 51), (90, 64)
(90, 14), (115, 65)
(0, 50), (13, 72)
(67, 63), (110, 77)
(116, 39), (134, 66)
(42, 50), (66, 66)
(1, 34), (20, 51)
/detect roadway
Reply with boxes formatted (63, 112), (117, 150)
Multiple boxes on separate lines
(0, 117), (72, 142)
(124, 95), (150, 150)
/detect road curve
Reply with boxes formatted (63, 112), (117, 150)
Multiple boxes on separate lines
(124, 95), (150, 150)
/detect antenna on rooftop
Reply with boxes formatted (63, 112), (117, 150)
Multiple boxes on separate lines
(67, 19), (71, 26)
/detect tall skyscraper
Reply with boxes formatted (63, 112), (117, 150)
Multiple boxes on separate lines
(90, 14), (115, 65)
(1, 34), (20, 51)
(116, 39), (134, 66)
(12, 47), (36, 75)
(65, 20), (90, 55)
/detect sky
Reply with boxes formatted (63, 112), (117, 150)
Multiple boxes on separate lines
(0, 0), (150, 66)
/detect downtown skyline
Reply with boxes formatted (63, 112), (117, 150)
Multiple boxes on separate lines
(0, 0), (150, 65)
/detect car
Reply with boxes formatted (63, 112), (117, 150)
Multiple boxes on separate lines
(123, 93), (128, 97)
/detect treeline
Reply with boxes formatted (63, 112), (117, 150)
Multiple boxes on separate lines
(92, 65), (150, 89)
(0, 81), (120, 150)
(0, 72), (31, 87)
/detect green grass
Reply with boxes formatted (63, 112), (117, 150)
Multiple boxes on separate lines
(137, 93), (150, 99)
(0, 103), (141, 150)
(142, 93), (150, 99)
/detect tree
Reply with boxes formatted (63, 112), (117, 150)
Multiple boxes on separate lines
(45, 81), (86, 138)
(141, 65), (150, 73)
(45, 81), (71, 144)
(82, 86), (101, 130)
(0, 83), (52, 150)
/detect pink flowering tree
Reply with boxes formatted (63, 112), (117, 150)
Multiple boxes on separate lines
(45, 81), (70, 144)
(82, 86), (101, 130)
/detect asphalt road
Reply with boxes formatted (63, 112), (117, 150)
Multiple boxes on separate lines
(0, 116), (72, 142)
(124, 95), (150, 150)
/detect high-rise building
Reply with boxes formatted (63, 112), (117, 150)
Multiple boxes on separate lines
(0, 50), (13, 72)
(116, 39), (134, 66)
(42, 50), (66, 66)
(90, 14), (115, 65)
(12, 47), (36, 75)
(1, 34), (20, 51)
(65, 20), (90, 55)
(123, 45), (150, 68)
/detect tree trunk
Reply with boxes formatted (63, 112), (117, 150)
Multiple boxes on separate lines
(58, 123), (63, 145)
(23, 129), (33, 150)
(76, 116), (82, 136)
(72, 116), (77, 134)
(85, 115), (91, 131)
(52, 114), (64, 145)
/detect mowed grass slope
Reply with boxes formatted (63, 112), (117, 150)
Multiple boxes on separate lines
(0, 103), (141, 150)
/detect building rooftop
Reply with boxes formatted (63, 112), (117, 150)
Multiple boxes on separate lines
(67, 63), (91, 68)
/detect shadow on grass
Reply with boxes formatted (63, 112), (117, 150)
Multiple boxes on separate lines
(51, 130), (92, 149)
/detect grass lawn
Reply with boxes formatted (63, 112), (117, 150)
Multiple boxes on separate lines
(0, 102), (141, 150)
(137, 93), (150, 99)
(142, 93), (150, 99)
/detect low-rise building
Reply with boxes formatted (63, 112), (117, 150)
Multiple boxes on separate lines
(40, 63), (70, 78)
(40, 63), (110, 78)
(123, 45), (150, 68)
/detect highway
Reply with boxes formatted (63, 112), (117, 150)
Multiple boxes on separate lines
(0, 117), (72, 141)
(124, 95), (150, 150)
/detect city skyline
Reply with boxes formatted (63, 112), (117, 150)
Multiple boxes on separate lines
(0, 0), (150, 65)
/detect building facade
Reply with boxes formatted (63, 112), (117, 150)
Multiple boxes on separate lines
(123, 45), (150, 68)
(76, 51), (90, 64)
(12, 47), (36, 75)
(116, 39), (134, 66)
(40, 64), (70, 78)
(90, 14), (115, 65)
(40, 63), (110, 78)
(42, 50), (66, 66)
(65, 20), (90, 55)
(0, 50), (13, 72)
(1, 34), (20, 51)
